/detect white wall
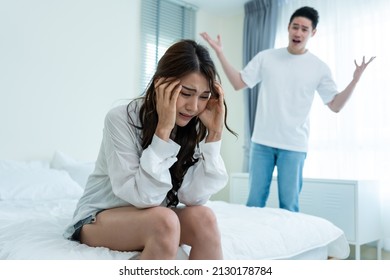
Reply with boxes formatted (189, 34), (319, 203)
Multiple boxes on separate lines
(0, 0), (141, 161)
(0, 0), (244, 201)
(196, 10), (245, 201)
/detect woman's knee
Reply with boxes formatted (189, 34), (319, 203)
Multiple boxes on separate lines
(149, 207), (180, 233)
(187, 206), (220, 237)
(142, 207), (181, 258)
(146, 207), (181, 247)
(195, 206), (218, 223)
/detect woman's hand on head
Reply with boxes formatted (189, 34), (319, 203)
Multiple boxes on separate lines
(198, 82), (225, 142)
(154, 77), (181, 141)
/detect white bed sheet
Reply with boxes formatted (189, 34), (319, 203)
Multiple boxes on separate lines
(209, 201), (349, 260)
(0, 199), (350, 260)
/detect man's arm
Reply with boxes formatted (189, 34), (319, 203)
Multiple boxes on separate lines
(328, 56), (375, 112)
(200, 32), (247, 91)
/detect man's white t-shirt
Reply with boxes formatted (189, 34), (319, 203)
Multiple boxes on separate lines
(240, 48), (338, 152)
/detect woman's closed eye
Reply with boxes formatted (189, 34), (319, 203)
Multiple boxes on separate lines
(199, 93), (211, 100)
(180, 91), (192, 98)
(180, 91), (211, 100)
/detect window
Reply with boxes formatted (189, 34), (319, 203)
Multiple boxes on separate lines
(275, 0), (389, 180)
(275, 0), (390, 251)
(140, 0), (197, 91)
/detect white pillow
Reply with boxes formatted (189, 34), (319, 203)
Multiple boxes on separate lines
(50, 151), (95, 188)
(0, 160), (83, 201)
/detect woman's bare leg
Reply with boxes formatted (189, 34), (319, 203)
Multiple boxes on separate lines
(80, 206), (181, 260)
(174, 205), (223, 260)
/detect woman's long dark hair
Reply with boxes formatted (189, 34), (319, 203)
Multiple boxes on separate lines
(128, 39), (236, 205)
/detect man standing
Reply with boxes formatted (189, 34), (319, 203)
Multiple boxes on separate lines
(201, 6), (375, 211)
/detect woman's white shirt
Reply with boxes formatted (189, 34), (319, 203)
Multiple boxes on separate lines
(64, 99), (228, 238)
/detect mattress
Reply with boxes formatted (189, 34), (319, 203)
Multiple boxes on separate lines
(0, 157), (350, 260)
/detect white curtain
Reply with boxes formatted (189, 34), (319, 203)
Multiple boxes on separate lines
(275, 0), (390, 250)
(242, 0), (280, 172)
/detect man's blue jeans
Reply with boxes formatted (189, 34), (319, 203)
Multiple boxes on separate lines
(247, 142), (306, 212)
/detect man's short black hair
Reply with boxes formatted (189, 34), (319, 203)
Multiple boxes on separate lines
(289, 6), (319, 29)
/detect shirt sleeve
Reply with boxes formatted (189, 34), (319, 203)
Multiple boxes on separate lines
(240, 51), (264, 89)
(178, 140), (228, 206)
(317, 63), (339, 105)
(103, 107), (180, 208)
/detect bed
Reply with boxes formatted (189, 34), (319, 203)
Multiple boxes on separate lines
(0, 152), (350, 260)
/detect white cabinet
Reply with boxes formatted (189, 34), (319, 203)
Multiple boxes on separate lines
(229, 173), (383, 259)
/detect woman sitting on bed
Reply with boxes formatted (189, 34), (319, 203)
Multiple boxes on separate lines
(64, 39), (236, 260)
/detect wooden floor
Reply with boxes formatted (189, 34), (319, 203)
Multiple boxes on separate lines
(347, 244), (390, 260)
